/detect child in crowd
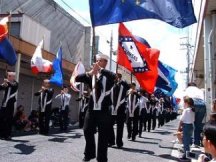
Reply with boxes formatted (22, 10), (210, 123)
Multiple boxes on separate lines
(13, 105), (31, 131)
(177, 96), (195, 160)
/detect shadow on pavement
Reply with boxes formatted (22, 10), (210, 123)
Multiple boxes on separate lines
(13, 143), (35, 155)
(140, 136), (161, 141)
(158, 154), (180, 162)
(113, 146), (155, 155)
(51, 132), (83, 139)
(133, 140), (158, 145)
(150, 130), (173, 135)
(9, 139), (29, 143)
(48, 137), (68, 143)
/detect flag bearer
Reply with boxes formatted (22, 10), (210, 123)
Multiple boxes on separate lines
(75, 53), (115, 162)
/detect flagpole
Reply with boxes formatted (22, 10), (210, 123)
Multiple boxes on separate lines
(109, 30), (113, 71)
(92, 27), (96, 63)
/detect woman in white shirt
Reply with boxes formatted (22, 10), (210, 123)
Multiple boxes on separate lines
(178, 96), (195, 160)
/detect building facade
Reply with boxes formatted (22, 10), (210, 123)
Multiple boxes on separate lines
(190, 0), (216, 114)
(0, 0), (91, 122)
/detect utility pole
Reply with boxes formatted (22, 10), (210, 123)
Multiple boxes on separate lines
(180, 36), (194, 85)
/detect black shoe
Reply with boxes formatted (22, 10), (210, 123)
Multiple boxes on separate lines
(127, 135), (131, 139)
(117, 145), (123, 149)
(4, 136), (12, 141)
(108, 143), (115, 147)
(132, 137), (136, 141)
(82, 157), (91, 162)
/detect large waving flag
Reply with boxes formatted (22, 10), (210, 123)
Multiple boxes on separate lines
(0, 16), (17, 65)
(70, 61), (85, 92)
(117, 23), (159, 93)
(89, 0), (197, 28)
(49, 47), (63, 87)
(156, 61), (178, 96)
(31, 40), (52, 74)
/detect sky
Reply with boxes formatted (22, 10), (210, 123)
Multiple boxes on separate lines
(54, 0), (198, 97)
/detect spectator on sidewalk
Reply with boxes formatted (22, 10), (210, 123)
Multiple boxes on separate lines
(178, 96), (195, 160)
(184, 82), (206, 147)
(197, 120), (216, 162)
(28, 110), (39, 131)
(13, 105), (31, 131)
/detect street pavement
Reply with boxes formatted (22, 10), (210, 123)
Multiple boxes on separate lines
(0, 119), (181, 162)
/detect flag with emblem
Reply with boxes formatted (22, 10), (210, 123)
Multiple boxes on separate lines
(117, 23), (159, 93)
(89, 0), (197, 28)
(134, 35), (178, 96)
(0, 16), (17, 65)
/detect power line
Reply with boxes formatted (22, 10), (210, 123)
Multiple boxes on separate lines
(60, 0), (91, 25)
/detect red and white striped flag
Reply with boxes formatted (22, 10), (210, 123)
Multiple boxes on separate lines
(70, 61), (85, 92)
(31, 40), (52, 74)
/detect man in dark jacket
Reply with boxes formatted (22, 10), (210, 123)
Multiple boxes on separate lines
(108, 73), (129, 148)
(0, 71), (18, 140)
(34, 79), (54, 135)
(75, 53), (115, 162)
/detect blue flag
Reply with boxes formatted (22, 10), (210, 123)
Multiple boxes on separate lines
(0, 37), (17, 65)
(89, 0), (197, 28)
(156, 61), (178, 96)
(49, 47), (63, 87)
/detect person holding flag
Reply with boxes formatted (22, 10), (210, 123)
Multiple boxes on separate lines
(0, 71), (18, 140)
(75, 53), (115, 162)
(34, 79), (54, 135)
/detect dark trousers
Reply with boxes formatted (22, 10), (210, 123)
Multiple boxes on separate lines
(138, 115), (144, 136)
(108, 115), (125, 147)
(83, 110), (111, 162)
(158, 113), (165, 127)
(39, 108), (51, 135)
(0, 102), (15, 138)
(152, 116), (156, 130)
(182, 123), (193, 158)
(144, 114), (151, 132)
(79, 110), (87, 129)
(194, 105), (206, 146)
(126, 117), (138, 140)
(59, 107), (69, 131)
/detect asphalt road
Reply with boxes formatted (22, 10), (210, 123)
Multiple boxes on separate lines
(0, 119), (180, 162)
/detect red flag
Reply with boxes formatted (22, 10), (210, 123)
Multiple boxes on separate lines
(0, 17), (8, 40)
(117, 23), (159, 94)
